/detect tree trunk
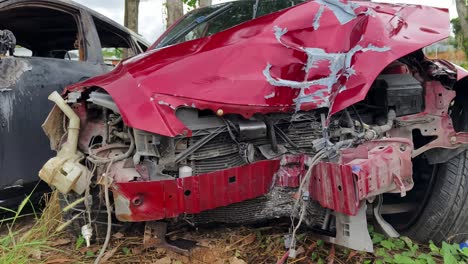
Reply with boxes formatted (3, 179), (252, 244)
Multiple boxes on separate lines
(166, 0), (184, 29)
(124, 0), (140, 32)
(124, 0), (139, 58)
(456, 0), (468, 37)
(199, 0), (211, 8)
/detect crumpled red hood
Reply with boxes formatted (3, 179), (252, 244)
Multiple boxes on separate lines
(67, 0), (451, 137)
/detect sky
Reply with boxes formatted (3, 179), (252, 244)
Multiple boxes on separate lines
(73, 0), (459, 44)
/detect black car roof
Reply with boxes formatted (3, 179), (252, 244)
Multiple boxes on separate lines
(0, 0), (148, 45)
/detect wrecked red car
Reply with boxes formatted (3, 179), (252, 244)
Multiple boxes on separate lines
(39, 0), (468, 253)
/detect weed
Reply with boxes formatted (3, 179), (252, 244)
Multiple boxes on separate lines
(0, 190), (63, 264)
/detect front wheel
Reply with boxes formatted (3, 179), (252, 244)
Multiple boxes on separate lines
(404, 151), (468, 243)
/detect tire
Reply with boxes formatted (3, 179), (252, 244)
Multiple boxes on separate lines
(405, 150), (468, 244)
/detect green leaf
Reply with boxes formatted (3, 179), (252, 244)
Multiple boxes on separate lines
(86, 250), (95, 257)
(429, 241), (439, 254)
(75, 235), (85, 250)
(372, 233), (385, 244)
(393, 239), (406, 250)
(442, 242), (459, 256)
(401, 236), (419, 253)
(442, 242), (459, 264)
(402, 251), (415, 258)
(122, 247), (130, 255)
(375, 248), (390, 258)
(401, 237), (413, 247)
(296, 233), (306, 241)
(363, 260), (372, 264)
(443, 251), (458, 264)
(380, 240), (394, 250)
(418, 253), (436, 264)
(462, 248), (468, 257)
(317, 239), (324, 247)
(0, 206), (18, 214)
(394, 254), (416, 264)
(311, 252), (318, 261)
(342, 248), (350, 256)
(317, 258), (325, 264)
(375, 260), (384, 264)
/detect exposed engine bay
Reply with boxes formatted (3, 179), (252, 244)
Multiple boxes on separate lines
(39, 50), (468, 252)
(70, 58), (429, 181)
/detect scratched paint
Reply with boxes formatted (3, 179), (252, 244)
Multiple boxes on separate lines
(314, 0), (359, 25)
(313, 0), (376, 30)
(0, 58), (32, 89)
(62, 1), (449, 137)
(264, 24), (390, 110)
(0, 58), (32, 131)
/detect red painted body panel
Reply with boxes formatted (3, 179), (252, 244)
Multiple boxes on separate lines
(112, 138), (413, 220)
(113, 160), (280, 221)
(66, 1), (450, 137)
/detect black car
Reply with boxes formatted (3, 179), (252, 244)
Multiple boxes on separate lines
(0, 0), (149, 207)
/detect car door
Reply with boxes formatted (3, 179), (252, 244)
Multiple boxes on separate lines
(0, 2), (144, 201)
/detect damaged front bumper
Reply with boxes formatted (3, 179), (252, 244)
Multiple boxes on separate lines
(111, 138), (413, 222)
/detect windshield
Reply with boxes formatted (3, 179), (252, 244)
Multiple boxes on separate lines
(156, 0), (306, 48)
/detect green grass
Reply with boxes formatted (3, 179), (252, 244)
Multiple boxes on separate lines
(0, 191), (62, 264)
(459, 61), (468, 70)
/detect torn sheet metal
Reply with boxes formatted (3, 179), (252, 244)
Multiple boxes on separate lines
(112, 138), (414, 220)
(64, 1), (450, 137)
(112, 160), (280, 221)
(318, 139), (414, 215)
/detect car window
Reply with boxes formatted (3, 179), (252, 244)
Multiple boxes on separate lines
(0, 6), (83, 60)
(49, 49), (81, 60)
(11, 46), (32, 57)
(157, 0), (306, 48)
(93, 17), (137, 65)
(136, 41), (148, 52)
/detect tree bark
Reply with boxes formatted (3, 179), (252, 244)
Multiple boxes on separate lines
(123, 0), (139, 58)
(124, 0), (140, 32)
(166, 0), (184, 29)
(199, 0), (211, 8)
(456, 0), (468, 37)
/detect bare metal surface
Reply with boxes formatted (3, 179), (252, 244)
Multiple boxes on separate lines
(373, 195), (400, 238)
(317, 202), (373, 252)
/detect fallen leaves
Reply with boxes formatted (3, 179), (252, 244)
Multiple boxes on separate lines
(112, 232), (125, 239)
(49, 238), (71, 247)
(225, 233), (256, 251)
(327, 244), (335, 264)
(44, 258), (76, 264)
(154, 256), (172, 264)
(100, 245), (120, 263)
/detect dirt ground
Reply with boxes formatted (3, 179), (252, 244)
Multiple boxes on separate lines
(0, 193), (451, 264)
(0, 208), (377, 264)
